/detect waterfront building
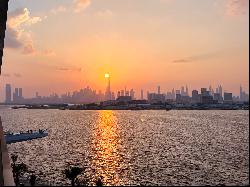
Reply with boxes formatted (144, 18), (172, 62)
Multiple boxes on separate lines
(141, 89), (144, 100)
(117, 91), (121, 98)
(239, 86), (249, 102)
(181, 86), (185, 96)
(130, 89), (135, 100)
(166, 92), (173, 100)
(105, 74), (111, 101)
(19, 88), (22, 98)
(201, 88), (207, 96)
(13, 88), (19, 103)
(172, 88), (175, 99)
(217, 85), (223, 98)
(176, 90), (181, 95)
(213, 93), (221, 102)
(5, 84), (11, 103)
(116, 96), (132, 102)
(111, 92), (115, 100)
(121, 90), (125, 96)
(176, 94), (182, 104)
(181, 96), (191, 104)
(185, 85), (189, 96)
(125, 91), (129, 96)
(240, 85), (243, 101)
(158, 86), (161, 94)
(192, 90), (199, 103)
(148, 93), (165, 103)
(201, 95), (215, 104)
(224, 92), (233, 103)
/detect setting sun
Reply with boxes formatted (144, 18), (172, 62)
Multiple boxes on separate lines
(105, 73), (110, 78)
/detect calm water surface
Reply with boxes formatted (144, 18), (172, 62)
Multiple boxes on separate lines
(0, 106), (249, 186)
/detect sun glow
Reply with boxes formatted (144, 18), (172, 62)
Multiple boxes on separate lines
(105, 73), (110, 78)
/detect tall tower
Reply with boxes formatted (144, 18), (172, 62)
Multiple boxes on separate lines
(19, 88), (22, 98)
(158, 86), (161, 94)
(186, 85), (189, 96)
(181, 86), (185, 96)
(218, 85), (223, 97)
(141, 89), (144, 100)
(240, 85), (243, 101)
(105, 73), (111, 101)
(5, 84), (11, 103)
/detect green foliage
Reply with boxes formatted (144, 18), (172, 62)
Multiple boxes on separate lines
(11, 154), (18, 164)
(10, 154), (28, 186)
(64, 166), (84, 186)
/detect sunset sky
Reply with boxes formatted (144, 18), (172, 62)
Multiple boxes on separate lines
(0, 0), (249, 100)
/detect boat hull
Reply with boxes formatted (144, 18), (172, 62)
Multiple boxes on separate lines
(5, 132), (48, 144)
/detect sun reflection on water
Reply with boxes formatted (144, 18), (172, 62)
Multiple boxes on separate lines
(90, 110), (122, 185)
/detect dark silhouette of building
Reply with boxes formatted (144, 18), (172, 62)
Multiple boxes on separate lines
(148, 93), (165, 104)
(224, 92), (233, 103)
(5, 84), (11, 103)
(141, 89), (144, 100)
(157, 86), (161, 94)
(191, 90), (199, 103)
(116, 96), (132, 102)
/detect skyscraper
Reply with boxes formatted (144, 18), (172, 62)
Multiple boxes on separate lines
(185, 85), (189, 96)
(13, 88), (19, 103)
(121, 90), (125, 96)
(105, 74), (111, 101)
(19, 88), (22, 98)
(181, 86), (185, 96)
(218, 85), (223, 97)
(172, 88), (175, 99)
(192, 90), (199, 103)
(201, 88), (207, 96)
(130, 89), (135, 100)
(5, 84), (11, 103)
(141, 89), (144, 100)
(117, 91), (121, 98)
(158, 86), (161, 94)
(240, 85), (243, 101)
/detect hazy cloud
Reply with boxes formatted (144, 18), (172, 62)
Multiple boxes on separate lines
(22, 43), (36, 55)
(226, 0), (249, 16)
(14, 73), (22, 78)
(172, 59), (189, 63)
(42, 49), (56, 57)
(2, 73), (11, 77)
(8, 8), (42, 28)
(55, 66), (82, 72)
(51, 6), (67, 15)
(74, 0), (91, 13)
(6, 8), (42, 54)
(172, 51), (223, 64)
(95, 9), (113, 18)
(5, 26), (22, 49)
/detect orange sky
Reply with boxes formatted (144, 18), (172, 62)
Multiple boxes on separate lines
(0, 0), (249, 100)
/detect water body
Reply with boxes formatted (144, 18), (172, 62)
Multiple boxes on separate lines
(0, 106), (249, 186)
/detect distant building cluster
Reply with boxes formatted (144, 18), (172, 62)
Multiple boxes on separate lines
(5, 84), (106, 104)
(4, 83), (249, 105)
(146, 85), (249, 105)
(5, 84), (24, 104)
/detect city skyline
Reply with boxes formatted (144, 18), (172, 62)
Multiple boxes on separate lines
(0, 0), (249, 101)
(3, 82), (249, 104)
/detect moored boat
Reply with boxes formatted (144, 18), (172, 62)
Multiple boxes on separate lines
(4, 129), (48, 144)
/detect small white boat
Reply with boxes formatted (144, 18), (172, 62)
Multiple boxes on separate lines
(4, 130), (48, 144)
